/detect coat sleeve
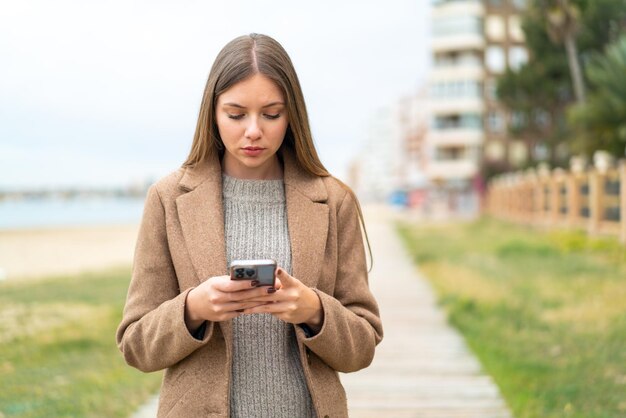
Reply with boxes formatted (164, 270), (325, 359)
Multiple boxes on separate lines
(300, 190), (383, 373)
(115, 184), (215, 372)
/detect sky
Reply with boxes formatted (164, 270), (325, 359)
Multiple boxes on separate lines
(0, 0), (431, 190)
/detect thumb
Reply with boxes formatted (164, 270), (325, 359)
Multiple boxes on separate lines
(276, 267), (296, 286)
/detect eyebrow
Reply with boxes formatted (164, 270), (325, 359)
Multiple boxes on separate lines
(222, 101), (285, 109)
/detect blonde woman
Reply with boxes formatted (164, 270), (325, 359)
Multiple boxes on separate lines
(116, 33), (383, 418)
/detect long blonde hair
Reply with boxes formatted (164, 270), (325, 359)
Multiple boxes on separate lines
(182, 33), (373, 272)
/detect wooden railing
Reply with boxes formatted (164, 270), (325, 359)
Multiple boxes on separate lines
(486, 161), (626, 243)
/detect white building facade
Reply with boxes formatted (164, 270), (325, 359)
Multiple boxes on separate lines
(425, 0), (527, 217)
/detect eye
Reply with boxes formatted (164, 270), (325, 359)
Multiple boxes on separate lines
(264, 113), (281, 120)
(227, 114), (244, 120)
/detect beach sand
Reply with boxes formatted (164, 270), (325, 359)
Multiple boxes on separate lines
(0, 224), (140, 281)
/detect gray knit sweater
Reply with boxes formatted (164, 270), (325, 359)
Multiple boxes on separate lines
(222, 173), (316, 418)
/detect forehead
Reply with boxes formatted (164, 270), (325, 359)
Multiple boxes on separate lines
(217, 74), (284, 106)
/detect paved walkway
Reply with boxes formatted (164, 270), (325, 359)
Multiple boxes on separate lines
(131, 205), (511, 418)
(340, 206), (511, 417)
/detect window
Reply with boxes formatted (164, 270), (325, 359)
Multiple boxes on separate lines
(432, 16), (483, 37)
(486, 46), (506, 73)
(430, 81), (483, 99)
(487, 110), (505, 133)
(533, 109), (551, 127)
(509, 140), (528, 166)
(509, 46), (528, 70)
(485, 140), (505, 161)
(433, 115), (458, 129)
(534, 143), (549, 161)
(485, 78), (497, 100)
(434, 51), (482, 67)
(432, 0), (481, 5)
(460, 113), (483, 129)
(467, 80), (482, 97)
(434, 54), (453, 67)
(436, 146), (464, 161)
(485, 16), (506, 41)
(510, 111), (526, 130)
(433, 113), (483, 130)
(508, 16), (525, 42)
(512, 0), (527, 10)
(457, 51), (482, 66)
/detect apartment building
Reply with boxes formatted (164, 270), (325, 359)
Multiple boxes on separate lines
(351, 105), (405, 203)
(482, 0), (529, 172)
(426, 0), (528, 215)
(349, 91), (430, 206)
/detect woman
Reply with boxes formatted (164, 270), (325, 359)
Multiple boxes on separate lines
(116, 33), (383, 418)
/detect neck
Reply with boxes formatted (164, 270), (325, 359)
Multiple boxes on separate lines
(221, 155), (283, 180)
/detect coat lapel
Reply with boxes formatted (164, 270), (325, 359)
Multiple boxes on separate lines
(176, 153), (227, 286)
(282, 149), (329, 288)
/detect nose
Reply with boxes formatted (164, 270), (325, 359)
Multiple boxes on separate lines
(244, 117), (262, 140)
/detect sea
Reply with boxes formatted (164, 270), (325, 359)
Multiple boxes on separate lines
(0, 196), (146, 230)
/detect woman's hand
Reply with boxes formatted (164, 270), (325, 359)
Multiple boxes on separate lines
(184, 275), (275, 331)
(241, 268), (324, 331)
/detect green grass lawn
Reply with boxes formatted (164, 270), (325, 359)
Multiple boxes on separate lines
(397, 217), (626, 418)
(0, 267), (162, 418)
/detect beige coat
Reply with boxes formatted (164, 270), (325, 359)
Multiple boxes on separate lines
(116, 147), (383, 418)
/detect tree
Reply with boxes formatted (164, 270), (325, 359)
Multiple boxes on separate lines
(568, 35), (626, 157)
(496, 8), (573, 169)
(544, 0), (586, 104)
(495, 0), (626, 169)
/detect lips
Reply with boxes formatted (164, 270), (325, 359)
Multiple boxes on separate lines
(242, 147), (265, 157)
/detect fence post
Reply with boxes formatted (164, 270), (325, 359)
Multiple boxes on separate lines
(534, 177), (542, 227)
(521, 174), (528, 223)
(566, 172), (578, 228)
(527, 168), (538, 225)
(550, 172), (559, 225)
(492, 180), (497, 218)
(511, 173), (522, 222)
(619, 160), (626, 244)
(588, 170), (602, 235)
(487, 180), (493, 216)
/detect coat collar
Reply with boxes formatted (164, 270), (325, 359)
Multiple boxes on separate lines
(178, 146), (328, 202)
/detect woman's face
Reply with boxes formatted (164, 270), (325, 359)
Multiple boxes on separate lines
(216, 73), (289, 179)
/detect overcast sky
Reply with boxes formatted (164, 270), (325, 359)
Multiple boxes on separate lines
(0, 0), (431, 190)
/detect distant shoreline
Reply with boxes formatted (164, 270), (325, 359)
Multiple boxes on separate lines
(0, 221), (140, 234)
(0, 195), (145, 230)
(0, 223), (140, 281)
(0, 221), (140, 232)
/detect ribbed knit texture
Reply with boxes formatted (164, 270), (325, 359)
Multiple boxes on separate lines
(222, 173), (316, 418)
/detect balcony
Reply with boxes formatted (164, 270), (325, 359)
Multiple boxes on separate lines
(432, 0), (484, 18)
(432, 34), (486, 53)
(426, 159), (479, 180)
(428, 128), (484, 147)
(430, 65), (484, 81)
(430, 97), (485, 115)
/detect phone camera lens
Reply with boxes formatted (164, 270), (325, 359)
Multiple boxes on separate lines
(245, 269), (255, 278)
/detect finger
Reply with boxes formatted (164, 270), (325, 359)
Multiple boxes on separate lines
(221, 300), (270, 313)
(224, 286), (278, 302)
(239, 293), (280, 303)
(216, 277), (261, 292)
(242, 301), (292, 315)
(276, 268), (298, 287)
(238, 284), (294, 303)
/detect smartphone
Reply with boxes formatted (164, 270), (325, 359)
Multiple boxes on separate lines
(229, 259), (277, 287)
